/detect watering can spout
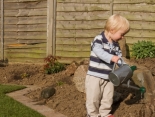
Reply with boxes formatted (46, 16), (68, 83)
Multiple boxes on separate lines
(130, 65), (137, 71)
(139, 86), (146, 94)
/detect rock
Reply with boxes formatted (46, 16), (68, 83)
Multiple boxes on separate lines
(72, 65), (88, 93)
(132, 69), (155, 105)
(40, 87), (56, 99)
(118, 38), (126, 57)
(80, 59), (89, 65)
(65, 62), (79, 76)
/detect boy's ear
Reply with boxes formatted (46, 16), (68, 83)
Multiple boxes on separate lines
(110, 29), (115, 34)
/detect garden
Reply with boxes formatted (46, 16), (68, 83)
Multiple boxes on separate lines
(0, 40), (155, 117)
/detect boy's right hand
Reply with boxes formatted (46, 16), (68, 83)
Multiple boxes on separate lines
(111, 56), (120, 63)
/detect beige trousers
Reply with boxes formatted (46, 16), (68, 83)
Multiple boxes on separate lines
(85, 75), (114, 117)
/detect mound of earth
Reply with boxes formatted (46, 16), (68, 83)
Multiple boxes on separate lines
(0, 58), (155, 117)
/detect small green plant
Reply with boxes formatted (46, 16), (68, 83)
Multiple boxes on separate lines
(21, 72), (30, 78)
(44, 55), (65, 74)
(131, 40), (155, 59)
(57, 81), (64, 86)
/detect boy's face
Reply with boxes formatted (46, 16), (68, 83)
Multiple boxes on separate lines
(110, 29), (127, 42)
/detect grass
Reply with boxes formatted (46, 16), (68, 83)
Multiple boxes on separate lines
(0, 84), (45, 117)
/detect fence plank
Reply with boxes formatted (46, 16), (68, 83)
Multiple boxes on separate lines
(4, 32), (46, 39)
(56, 51), (90, 57)
(0, 8), (46, 17)
(56, 44), (90, 51)
(4, 0), (46, 2)
(114, 4), (155, 12)
(114, 0), (155, 4)
(18, 16), (47, 24)
(57, 3), (110, 12)
(56, 29), (102, 38)
(57, 0), (112, 3)
(7, 52), (46, 58)
(16, 8), (47, 16)
(126, 37), (155, 44)
(57, 11), (111, 21)
(56, 38), (92, 45)
(57, 20), (155, 30)
(8, 58), (44, 63)
(3, 24), (46, 31)
(114, 11), (155, 22)
(7, 43), (46, 48)
(126, 29), (155, 38)
(7, 48), (45, 53)
(57, 57), (89, 64)
(4, 39), (46, 45)
(56, 20), (106, 29)
(130, 21), (155, 30)
(3, 16), (47, 24)
(3, 1), (47, 9)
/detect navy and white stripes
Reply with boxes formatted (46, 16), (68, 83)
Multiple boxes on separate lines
(87, 32), (123, 79)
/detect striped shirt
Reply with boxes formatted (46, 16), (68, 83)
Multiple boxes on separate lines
(87, 31), (125, 79)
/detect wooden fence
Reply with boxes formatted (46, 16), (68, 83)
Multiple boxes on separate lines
(0, 0), (155, 64)
(55, 0), (155, 63)
(0, 0), (47, 63)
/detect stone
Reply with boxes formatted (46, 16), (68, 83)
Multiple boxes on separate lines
(72, 65), (88, 93)
(40, 87), (56, 99)
(65, 62), (79, 76)
(118, 38), (126, 57)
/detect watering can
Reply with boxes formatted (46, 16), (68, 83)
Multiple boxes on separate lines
(109, 59), (146, 97)
(109, 58), (134, 86)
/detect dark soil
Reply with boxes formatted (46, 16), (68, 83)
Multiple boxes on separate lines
(0, 58), (155, 117)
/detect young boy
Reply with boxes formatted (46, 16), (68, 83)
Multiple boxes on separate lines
(85, 14), (130, 117)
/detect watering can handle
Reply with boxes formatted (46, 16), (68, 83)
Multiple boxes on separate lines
(112, 58), (123, 72)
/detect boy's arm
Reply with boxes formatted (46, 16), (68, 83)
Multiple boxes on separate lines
(92, 42), (114, 63)
(93, 42), (126, 64)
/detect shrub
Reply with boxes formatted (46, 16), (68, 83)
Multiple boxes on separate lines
(43, 55), (65, 74)
(131, 40), (155, 59)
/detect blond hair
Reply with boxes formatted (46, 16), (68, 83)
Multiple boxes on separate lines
(104, 14), (130, 33)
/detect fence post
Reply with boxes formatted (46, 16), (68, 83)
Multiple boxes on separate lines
(1, 0), (4, 60)
(110, 0), (114, 15)
(47, 0), (56, 56)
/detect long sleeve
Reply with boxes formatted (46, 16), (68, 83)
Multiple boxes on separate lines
(92, 43), (113, 63)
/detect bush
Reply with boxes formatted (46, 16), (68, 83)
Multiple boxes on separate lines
(131, 40), (155, 59)
(43, 55), (65, 74)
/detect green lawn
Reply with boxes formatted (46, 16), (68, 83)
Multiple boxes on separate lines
(0, 84), (45, 117)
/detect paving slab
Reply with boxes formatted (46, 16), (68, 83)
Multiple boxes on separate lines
(6, 85), (67, 117)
